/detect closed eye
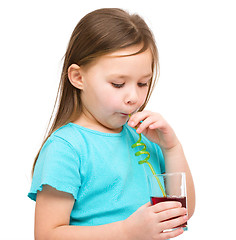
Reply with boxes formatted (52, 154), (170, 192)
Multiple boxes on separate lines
(112, 83), (125, 88)
(138, 82), (149, 87)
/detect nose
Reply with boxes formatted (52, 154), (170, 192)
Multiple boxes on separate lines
(125, 86), (139, 105)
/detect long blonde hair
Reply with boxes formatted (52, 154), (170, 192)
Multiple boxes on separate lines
(32, 8), (159, 175)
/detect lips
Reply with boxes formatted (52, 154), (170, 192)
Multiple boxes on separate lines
(120, 111), (136, 116)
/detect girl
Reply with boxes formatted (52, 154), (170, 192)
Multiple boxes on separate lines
(28, 8), (195, 240)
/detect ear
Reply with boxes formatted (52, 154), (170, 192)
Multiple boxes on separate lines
(68, 64), (84, 90)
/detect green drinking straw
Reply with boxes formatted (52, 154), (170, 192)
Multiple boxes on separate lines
(129, 115), (166, 197)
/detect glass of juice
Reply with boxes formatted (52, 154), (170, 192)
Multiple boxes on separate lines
(147, 172), (188, 231)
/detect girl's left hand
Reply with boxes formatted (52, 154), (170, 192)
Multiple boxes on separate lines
(128, 111), (179, 151)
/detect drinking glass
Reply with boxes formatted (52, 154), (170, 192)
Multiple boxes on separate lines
(147, 172), (188, 231)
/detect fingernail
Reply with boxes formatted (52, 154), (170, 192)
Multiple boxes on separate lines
(129, 121), (135, 127)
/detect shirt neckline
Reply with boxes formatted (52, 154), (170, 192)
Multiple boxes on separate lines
(68, 122), (127, 137)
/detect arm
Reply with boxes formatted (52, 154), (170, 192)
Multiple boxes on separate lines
(128, 111), (195, 218)
(35, 185), (126, 240)
(35, 185), (187, 240)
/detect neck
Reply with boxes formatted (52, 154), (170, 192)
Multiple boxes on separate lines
(72, 112), (122, 134)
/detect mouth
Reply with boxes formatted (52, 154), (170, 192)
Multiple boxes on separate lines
(120, 111), (136, 117)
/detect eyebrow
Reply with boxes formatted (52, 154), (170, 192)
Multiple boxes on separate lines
(108, 73), (153, 80)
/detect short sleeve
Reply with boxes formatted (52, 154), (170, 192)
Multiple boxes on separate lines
(28, 136), (81, 201)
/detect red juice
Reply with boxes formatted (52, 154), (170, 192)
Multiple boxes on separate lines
(151, 196), (188, 229)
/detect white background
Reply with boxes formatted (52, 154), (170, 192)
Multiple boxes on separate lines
(1, 0), (235, 239)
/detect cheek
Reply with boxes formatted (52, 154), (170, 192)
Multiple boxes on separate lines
(102, 92), (121, 108)
(139, 89), (149, 105)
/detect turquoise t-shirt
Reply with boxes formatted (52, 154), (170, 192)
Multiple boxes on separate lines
(28, 123), (165, 226)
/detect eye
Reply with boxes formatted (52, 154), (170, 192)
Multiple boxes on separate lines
(138, 78), (151, 87)
(138, 82), (149, 87)
(111, 83), (125, 88)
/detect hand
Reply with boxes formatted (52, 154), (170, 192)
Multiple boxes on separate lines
(128, 111), (179, 150)
(122, 201), (188, 240)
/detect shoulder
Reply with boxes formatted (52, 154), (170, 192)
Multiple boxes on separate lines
(52, 123), (79, 142)
(50, 123), (87, 148)
(39, 123), (86, 160)
(34, 124), (85, 181)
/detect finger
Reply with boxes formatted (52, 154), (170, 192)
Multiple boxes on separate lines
(148, 120), (166, 130)
(160, 215), (188, 232)
(128, 111), (152, 128)
(158, 207), (188, 222)
(160, 227), (184, 239)
(150, 201), (182, 213)
(136, 116), (157, 133)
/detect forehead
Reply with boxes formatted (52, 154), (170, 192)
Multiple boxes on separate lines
(87, 46), (153, 77)
(107, 44), (151, 57)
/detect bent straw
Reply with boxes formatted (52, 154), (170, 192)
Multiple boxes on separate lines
(129, 115), (166, 197)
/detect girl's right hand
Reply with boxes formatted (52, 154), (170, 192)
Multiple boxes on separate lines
(122, 201), (188, 240)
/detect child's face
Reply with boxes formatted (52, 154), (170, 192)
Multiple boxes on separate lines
(77, 45), (153, 133)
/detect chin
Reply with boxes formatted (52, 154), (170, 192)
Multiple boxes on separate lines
(100, 116), (127, 132)
(106, 122), (124, 133)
